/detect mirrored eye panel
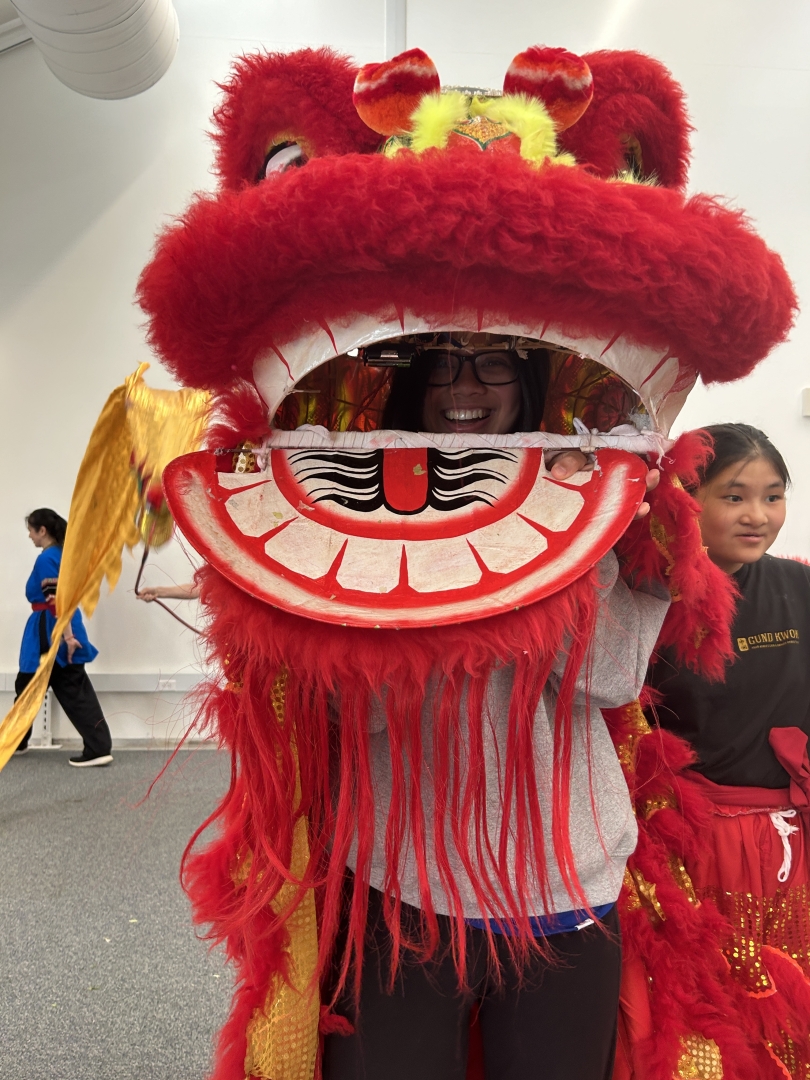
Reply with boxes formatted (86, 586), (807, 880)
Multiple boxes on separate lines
(261, 142), (308, 180)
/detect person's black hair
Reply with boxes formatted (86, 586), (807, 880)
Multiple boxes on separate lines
(381, 350), (549, 432)
(697, 423), (791, 489)
(26, 508), (68, 546)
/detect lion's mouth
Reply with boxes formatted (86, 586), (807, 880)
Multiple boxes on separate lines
(163, 313), (678, 626)
(252, 310), (696, 445)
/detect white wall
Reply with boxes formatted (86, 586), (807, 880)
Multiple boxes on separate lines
(1, 1), (808, 741)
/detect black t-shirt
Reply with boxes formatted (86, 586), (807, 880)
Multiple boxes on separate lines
(648, 554), (810, 788)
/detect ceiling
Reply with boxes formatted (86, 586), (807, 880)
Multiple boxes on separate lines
(0, 1), (32, 54)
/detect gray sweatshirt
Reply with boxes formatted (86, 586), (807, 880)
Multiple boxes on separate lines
(347, 551), (669, 919)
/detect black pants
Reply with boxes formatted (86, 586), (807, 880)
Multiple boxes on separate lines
(323, 886), (621, 1080)
(15, 666), (112, 756)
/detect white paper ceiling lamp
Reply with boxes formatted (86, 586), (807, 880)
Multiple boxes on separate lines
(11, 0), (178, 99)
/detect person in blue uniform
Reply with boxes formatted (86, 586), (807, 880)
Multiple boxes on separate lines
(14, 508), (113, 767)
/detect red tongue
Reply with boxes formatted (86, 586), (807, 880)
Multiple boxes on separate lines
(382, 448), (429, 512)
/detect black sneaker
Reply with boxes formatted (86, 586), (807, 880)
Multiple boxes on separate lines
(69, 751), (113, 768)
(13, 744), (29, 755)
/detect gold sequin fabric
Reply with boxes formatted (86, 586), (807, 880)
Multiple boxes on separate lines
(242, 671), (320, 1080)
(623, 866), (666, 922)
(233, 442), (258, 474)
(669, 856), (699, 905)
(452, 115), (513, 148)
(676, 1034), (724, 1079)
(767, 1034), (810, 1080)
(648, 515), (683, 601)
(642, 792), (677, 819)
(614, 699), (652, 772)
(702, 884), (810, 994)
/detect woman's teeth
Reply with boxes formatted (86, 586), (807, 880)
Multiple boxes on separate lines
(444, 409), (488, 421)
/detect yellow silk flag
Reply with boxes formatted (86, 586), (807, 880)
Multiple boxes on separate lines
(0, 364), (209, 770)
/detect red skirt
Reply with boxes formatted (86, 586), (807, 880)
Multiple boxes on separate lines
(679, 770), (810, 1077)
(682, 771), (810, 989)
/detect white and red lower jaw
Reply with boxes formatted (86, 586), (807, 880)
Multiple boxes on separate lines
(164, 446), (647, 628)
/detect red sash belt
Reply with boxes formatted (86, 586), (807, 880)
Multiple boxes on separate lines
(682, 727), (810, 810)
(31, 601), (55, 614)
(769, 727), (810, 809)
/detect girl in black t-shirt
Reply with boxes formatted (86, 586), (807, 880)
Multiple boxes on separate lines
(649, 423), (810, 1042)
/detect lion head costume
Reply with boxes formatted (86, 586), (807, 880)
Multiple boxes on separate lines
(137, 45), (794, 1080)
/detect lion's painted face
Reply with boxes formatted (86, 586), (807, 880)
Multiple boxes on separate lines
(144, 46), (794, 627)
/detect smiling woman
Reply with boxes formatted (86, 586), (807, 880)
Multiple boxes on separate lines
(648, 424), (810, 1073)
(693, 427), (789, 575)
(380, 333), (548, 435)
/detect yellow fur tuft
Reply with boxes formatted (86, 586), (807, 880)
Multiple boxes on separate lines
(609, 170), (659, 186)
(409, 91), (469, 152)
(479, 94), (559, 163)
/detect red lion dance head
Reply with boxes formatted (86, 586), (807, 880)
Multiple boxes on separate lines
(138, 45), (795, 1080)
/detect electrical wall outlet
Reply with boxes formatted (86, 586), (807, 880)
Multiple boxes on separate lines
(157, 678), (177, 691)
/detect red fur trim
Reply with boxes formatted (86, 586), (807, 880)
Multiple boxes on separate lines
(615, 432), (738, 680)
(212, 49), (380, 190)
(205, 380), (269, 449)
(138, 153), (795, 394)
(318, 1008), (354, 1036)
(183, 568), (601, 1078)
(559, 50), (692, 188)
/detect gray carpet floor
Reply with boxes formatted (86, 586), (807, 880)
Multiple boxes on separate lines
(0, 748), (233, 1080)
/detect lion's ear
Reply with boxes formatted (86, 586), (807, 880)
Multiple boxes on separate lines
(503, 46), (593, 132)
(558, 50), (692, 189)
(353, 49), (441, 136)
(213, 47), (381, 190)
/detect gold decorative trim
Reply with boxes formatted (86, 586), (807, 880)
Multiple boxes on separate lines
(676, 1034), (723, 1079)
(243, 670), (320, 1080)
(615, 700), (652, 771)
(625, 866), (666, 923)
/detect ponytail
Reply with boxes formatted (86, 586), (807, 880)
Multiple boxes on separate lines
(26, 508), (68, 547)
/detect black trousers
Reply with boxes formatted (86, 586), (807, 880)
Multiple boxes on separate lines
(323, 886), (621, 1080)
(15, 666), (112, 756)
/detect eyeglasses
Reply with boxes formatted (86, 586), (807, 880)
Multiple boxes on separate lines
(425, 350), (521, 386)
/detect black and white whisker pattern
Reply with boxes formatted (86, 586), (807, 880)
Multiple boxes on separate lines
(288, 448), (516, 514)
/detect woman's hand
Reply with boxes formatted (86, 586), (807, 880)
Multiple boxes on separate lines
(544, 449), (593, 480)
(63, 635), (79, 663)
(138, 583), (200, 602)
(545, 450), (660, 520)
(634, 469), (660, 519)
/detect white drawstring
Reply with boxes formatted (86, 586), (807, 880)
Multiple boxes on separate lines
(769, 809), (799, 883)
